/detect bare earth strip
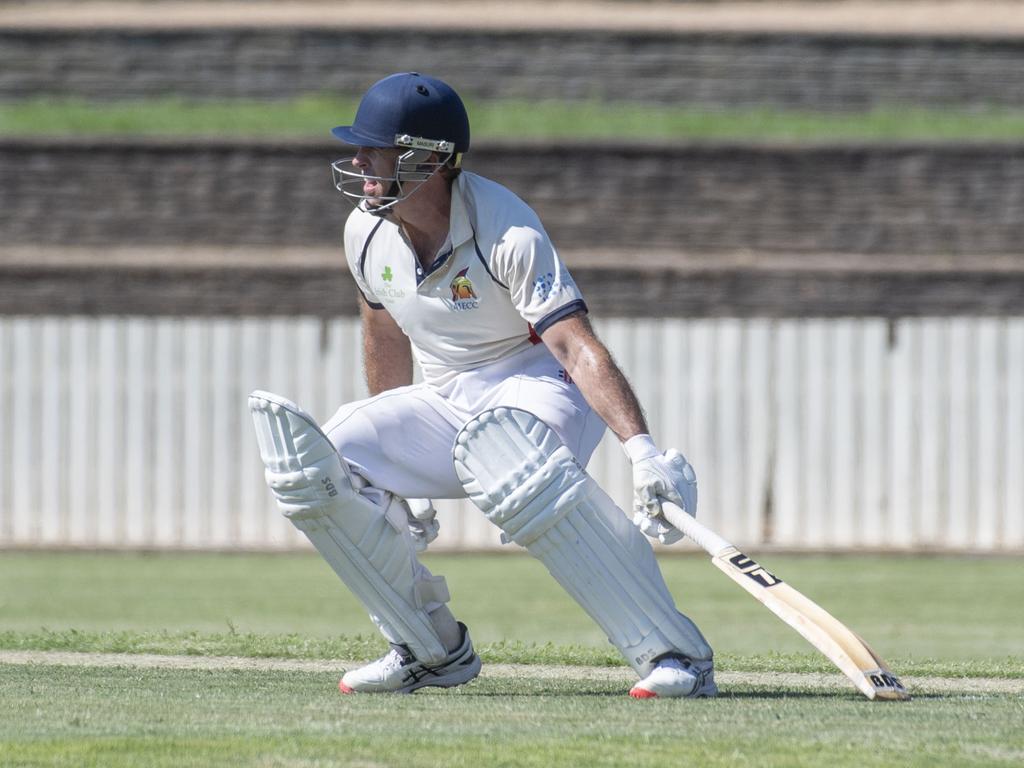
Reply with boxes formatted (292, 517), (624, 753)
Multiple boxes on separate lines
(2, 2), (1024, 37)
(2, 650), (1021, 694)
(7, 245), (1024, 274)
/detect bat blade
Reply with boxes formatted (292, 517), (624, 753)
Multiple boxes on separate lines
(661, 503), (909, 701)
(711, 547), (910, 701)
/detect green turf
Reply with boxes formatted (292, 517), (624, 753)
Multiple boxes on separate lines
(3, 97), (1024, 141)
(1, 664), (1021, 768)
(2, 552), (1022, 668)
(2, 552), (1022, 767)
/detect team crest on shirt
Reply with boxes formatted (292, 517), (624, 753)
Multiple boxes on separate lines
(447, 267), (480, 311)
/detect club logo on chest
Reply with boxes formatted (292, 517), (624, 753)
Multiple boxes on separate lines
(447, 267), (480, 311)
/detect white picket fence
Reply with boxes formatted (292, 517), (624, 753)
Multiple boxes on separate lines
(0, 315), (1021, 551)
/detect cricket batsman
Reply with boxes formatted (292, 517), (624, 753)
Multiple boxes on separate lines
(249, 72), (716, 698)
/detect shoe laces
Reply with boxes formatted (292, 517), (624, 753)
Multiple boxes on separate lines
(367, 649), (407, 676)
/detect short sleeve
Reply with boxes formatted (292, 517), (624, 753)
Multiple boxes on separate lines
(491, 225), (587, 335)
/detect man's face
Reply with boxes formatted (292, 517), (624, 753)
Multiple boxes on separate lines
(351, 147), (400, 206)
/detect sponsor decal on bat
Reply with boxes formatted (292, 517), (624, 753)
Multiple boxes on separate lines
(726, 552), (783, 587)
(867, 670), (907, 692)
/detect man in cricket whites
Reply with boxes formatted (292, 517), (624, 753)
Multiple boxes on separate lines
(249, 72), (716, 698)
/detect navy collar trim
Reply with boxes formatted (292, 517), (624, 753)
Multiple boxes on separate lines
(357, 218), (385, 285)
(415, 246), (454, 285)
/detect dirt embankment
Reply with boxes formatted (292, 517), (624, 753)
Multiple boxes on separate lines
(1, 2), (1023, 37)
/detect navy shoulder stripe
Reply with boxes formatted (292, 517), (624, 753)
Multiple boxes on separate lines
(472, 233), (508, 290)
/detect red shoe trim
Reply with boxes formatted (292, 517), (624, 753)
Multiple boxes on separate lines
(338, 680), (355, 694)
(629, 686), (658, 699)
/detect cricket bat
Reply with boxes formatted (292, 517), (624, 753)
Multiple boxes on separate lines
(661, 502), (910, 701)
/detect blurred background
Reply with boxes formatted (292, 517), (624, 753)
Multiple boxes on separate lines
(1, 0), (1022, 553)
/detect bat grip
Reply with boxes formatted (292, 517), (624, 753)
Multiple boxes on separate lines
(660, 501), (733, 557)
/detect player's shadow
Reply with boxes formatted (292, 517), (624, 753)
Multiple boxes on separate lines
(435, 682), (936, 700)
(451, 690), (927, 700)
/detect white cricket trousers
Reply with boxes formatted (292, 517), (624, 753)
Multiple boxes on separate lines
(322, 344), (607, 498)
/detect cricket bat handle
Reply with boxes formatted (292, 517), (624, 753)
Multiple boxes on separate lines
(660, 501), (732, 557)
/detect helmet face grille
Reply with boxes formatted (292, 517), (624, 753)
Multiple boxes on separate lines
(330, 146), (456, 216)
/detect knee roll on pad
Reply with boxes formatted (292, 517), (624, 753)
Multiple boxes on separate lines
(249, 390), (449, 663)
(453, 407), (712, 676)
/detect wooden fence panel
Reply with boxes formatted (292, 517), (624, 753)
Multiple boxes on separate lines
(1, 316), (1021, 551)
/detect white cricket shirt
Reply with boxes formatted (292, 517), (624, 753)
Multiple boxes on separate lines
(343, 171), (587, 386)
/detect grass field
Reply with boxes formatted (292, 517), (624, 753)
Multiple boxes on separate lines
(3, 97), (1024, 142)
(2, 551), (1023, 767)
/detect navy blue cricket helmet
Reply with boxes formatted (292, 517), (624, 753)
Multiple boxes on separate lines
(332, 72), (470, 153)
(330, 73), (470, 214)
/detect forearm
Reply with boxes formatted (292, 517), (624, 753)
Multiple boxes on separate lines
(543, 314), (697, 533)
(559, 333), (649, 443)
(364, 337), (413, 395)
(361, 304), (413, 396)
(569, 336), (698, 529)
(552, 315), (647, 442)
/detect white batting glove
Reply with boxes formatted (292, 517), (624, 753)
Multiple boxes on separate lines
(624, 434), (698, 546)
(403, 497), (440, 552)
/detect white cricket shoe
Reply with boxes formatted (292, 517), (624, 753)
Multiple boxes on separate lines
(339, 622), (482, 694)
(629, 657), (718, 699)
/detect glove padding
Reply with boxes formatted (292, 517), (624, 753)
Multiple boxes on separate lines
(628, 440), (697, 545)
(403, 497), (439, 552)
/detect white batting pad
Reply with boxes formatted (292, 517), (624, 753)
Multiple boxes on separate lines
(249, 390), (450, 663)
(453, 407), (711, 676)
